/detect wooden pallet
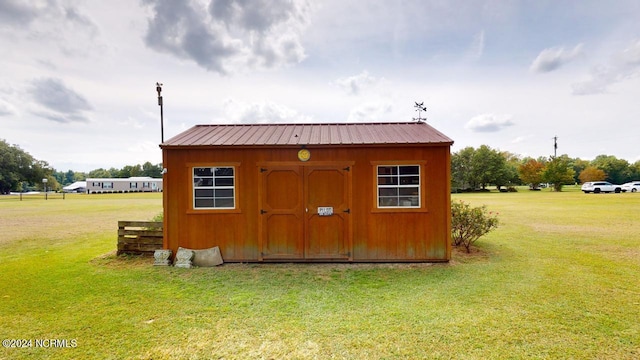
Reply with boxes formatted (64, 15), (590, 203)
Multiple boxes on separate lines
(117, 221), (163, 255)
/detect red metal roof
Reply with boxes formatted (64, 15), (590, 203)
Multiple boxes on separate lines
(161, 122), (453, 148)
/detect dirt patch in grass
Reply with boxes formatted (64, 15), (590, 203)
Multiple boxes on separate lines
(91, 251), (154, 268)
(225, 262), (441, 270)
(449, 245), (491, 265)
(92, 247), (492, 270)
(92, 255), (444, 269)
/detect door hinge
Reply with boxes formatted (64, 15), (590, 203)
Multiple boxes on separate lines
(260, 168), (267, 173)
(260, 209), (268, 214)
(343, 208), (350, 214)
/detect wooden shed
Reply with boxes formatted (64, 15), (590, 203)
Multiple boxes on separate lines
(160, 122), (454, 262)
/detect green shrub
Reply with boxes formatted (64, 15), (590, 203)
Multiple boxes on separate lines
(150, 212), (163, 222)
(451, 200), (499, 252)
(143, 212), (164, 231)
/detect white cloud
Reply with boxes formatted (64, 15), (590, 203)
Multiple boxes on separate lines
(465, 113), (514, 132)
(143, 0), (313, 74)
(30, 110), (89, 124)
(0, 1), (100, 57)
(0, 98), (17, 116)
(29, 78), (93, 123)
(118, 116), (145, 129)
(334, 70), (378, 95)
(468, 30), (485, 60)
(510, 135), (528, 144)
(530, 44), (583, 73)
(619, 39), (640, 65)
(127, 140), (158, 154)
(571, 64), (615, 95)
(221, 99), (313, 123)
(0, 0), (51, 26)
(347, 102), (393, 122)
(572, 39), (640, 95)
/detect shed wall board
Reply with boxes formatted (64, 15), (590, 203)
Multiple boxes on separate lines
(162, 144), (451, 262)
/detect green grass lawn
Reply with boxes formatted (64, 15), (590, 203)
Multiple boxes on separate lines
(0, 190), (638, 359)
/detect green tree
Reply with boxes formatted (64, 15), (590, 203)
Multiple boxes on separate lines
(88, 168), (114, 178)
(118, 165), (143, 178)
(571, 158), (590, 184)
(142, 162), (162, 177)
(499, 151), (522, 188)
(53, 169), (78, 186)
(629, 161), (640, 181)
(43, 174), (61, 192)
(472, 145), (508, 190)
(0, 140), (52, 193)
(64, 170), (76, 184)
(451, 147), (476, 190)
(52, 170), (65, 186)
(578, 166), (606, 183)
(452, 146), (520, 191)
(518, 158), (545, 189)
(542, 156), (575, 191)
(591, 155), (631, 184)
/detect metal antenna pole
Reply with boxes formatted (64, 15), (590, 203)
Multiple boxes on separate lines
(157, 83), (164, 143)
(553, 136), (558, 158)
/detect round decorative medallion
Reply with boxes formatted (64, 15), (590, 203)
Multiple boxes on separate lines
(297, 148), (311, 162)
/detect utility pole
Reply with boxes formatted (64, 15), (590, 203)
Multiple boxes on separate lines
(156, 83), (164, 143)
(553, 136), (558, 158)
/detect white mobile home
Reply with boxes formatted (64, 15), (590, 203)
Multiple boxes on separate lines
(86, 177), (162, 194)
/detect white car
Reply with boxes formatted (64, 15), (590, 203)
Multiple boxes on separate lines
(581, 181), (622, 193)
(621, 181), (640, 193)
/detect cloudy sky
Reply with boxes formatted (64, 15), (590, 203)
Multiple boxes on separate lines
(2, 0), (640, 172)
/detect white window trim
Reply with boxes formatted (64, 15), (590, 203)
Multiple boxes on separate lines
(192, 166), (236, 210)
(376, 164), (421, 209)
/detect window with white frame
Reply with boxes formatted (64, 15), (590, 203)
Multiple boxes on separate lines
(102, 182), (113, 189)
(377, 165), (420, 208)
(130, 182), (138, 189)
(193, 167), (235, 209)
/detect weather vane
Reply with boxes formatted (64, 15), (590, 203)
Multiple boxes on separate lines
(412, 102), (427, 122)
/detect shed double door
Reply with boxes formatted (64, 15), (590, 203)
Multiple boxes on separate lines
(260, 164), (352, 260)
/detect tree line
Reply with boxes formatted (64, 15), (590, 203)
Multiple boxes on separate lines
(0, 139), (162, 193)
(452, 145), (640, 192)
(3, 139), (639, 194)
